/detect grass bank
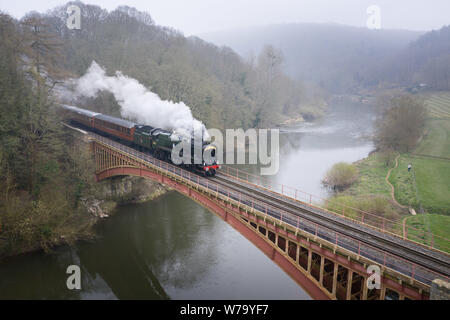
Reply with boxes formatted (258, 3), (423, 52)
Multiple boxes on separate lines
(345, 152), (392, 197)
(414, 119), (450, 158)
(405, 214), (450, 251)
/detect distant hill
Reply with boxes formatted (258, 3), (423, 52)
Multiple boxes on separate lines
(381, 25), (450, 91)
(199, 23), (423, 93)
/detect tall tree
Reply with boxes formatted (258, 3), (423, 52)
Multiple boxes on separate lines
(375, 95), (426, 152)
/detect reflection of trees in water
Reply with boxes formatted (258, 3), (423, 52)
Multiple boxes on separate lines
(76, 191), (221, 299)
(0, 248), (84, 299)
(280, 132), (304, 152)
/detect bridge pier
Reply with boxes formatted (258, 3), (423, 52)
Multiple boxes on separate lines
(430, 279), (450, 300)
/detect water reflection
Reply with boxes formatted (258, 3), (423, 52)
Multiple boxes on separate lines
(0, 192), (310, 299)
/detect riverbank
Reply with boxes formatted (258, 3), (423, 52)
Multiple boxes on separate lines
(0, 176), (168, 261)
(325, 151), (405, 223)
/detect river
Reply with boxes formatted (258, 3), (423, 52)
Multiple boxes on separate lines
(0, 100), (374, 299)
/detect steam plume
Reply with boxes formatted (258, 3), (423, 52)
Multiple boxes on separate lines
(73, 61), (207, 139)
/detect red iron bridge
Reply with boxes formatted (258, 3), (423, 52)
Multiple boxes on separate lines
(68, 124), (450, 300)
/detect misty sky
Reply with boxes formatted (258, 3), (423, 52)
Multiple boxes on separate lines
(1, 0), (449, 35)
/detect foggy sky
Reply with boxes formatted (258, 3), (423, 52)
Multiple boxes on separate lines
(1, 0), (449, 35)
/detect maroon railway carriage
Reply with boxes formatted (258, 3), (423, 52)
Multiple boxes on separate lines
(60, 104), (98, 128)
(60, 105), (137, 142)
(93, 113), (136, 142)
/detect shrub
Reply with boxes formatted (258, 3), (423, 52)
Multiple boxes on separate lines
(324, 162), (358, 191)
(326, 195), (400, 221)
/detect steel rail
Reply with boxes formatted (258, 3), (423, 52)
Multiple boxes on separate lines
(211, 173), (450, 277)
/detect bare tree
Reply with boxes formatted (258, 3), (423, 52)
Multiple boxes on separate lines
(375, 95), (426, 152)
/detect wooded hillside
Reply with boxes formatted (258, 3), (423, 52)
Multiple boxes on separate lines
(41, 2), (326, 129)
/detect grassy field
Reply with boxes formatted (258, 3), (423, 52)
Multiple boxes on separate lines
(411, 156), (450, 215)
(405, 92), (450, 214)
(423, 91), (450, 119)
(416, 92), (450, 157)
(405, 214), (450, 252)
(345, 153), (392, 197)
(390, 154), (450, 214)
(414, 119), (450, 158)
(389, 156), (419, 209)
(394, 92), (450, 251)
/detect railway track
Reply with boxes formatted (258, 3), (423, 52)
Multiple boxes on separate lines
(209, 173), (450, 279)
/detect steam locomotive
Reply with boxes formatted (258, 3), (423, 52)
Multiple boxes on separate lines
(60, 104), (220, 176)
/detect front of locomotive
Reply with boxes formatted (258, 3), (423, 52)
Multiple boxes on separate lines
(202, 143), (221, 176)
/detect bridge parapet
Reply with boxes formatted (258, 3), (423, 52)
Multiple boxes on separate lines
(430, 279), (450, 300)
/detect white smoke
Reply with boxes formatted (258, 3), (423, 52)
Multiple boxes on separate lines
(72, 61), (208, 140)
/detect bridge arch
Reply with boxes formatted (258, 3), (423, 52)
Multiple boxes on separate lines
(97, 166), (331, 300)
